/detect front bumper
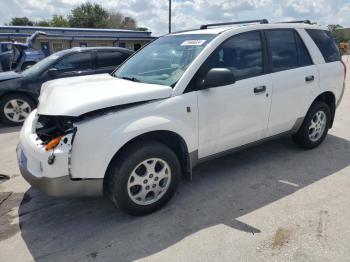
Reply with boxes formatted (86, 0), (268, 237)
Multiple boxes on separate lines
(17, 111), (103, 197)
(18, 158), (102, 197)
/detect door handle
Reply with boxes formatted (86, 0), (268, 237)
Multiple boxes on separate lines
(305, 75), (315, 82)
(254, 85), (266, 94)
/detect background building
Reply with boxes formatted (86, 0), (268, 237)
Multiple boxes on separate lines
(0, 26), (154, 56)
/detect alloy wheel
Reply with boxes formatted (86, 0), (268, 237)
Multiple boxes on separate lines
(127, 158), (172, 205)
(308, 110), (327, 142)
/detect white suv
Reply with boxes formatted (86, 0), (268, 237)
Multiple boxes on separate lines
(17, 20), (346, 215)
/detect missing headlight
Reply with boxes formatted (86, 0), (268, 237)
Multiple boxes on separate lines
(36, 115), (77, 144)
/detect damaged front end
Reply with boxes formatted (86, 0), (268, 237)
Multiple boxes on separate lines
(36, 115), (77, 146)
(17, 110), (103, 197)
(35, 115), (77, 172)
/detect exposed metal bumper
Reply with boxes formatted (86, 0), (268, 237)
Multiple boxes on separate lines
(19, 164), (103, 197)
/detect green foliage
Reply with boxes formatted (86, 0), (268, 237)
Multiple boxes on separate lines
(9, 17), (34, 26)
(328, 24), (349, 43)
(35, 20), (51, 27)
(6, 2), (148, 31)
(50, 15), (70, 27)
(68, 2), (109, 28)
(137, 27), (149, 31)
(107, 12), (137, 29)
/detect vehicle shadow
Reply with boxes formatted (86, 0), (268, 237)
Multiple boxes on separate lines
(17, 135), (350, 262)
(0, 123), (21, 134)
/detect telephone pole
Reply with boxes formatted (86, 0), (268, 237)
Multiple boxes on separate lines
(169, 0), (172, 33)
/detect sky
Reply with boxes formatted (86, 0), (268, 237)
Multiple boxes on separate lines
(0, 0), (350, 36)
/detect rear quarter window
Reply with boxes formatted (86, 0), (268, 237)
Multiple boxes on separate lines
(306, 29), (341, 63)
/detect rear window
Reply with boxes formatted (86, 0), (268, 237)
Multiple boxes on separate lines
(306, 29), (341, 63)
(97, 50), (129, 68)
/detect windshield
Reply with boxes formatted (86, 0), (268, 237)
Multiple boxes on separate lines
(22, 50), (68, 76)
(114, 34), (216, 87)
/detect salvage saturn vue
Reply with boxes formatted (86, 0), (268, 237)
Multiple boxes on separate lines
(17, 20), (345, 215)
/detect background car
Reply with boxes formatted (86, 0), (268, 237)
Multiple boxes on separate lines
(0, 31), (48, 72)
(0, 46), (133, 125)
(11, 42), (46, 71)
(0, 42), (13, 72)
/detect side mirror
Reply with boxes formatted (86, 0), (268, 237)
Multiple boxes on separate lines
(47, 68), (59, 77)
(200, 68), (235, 89)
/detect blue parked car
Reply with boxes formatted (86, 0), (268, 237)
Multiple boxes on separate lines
(0, 31), (46, 72)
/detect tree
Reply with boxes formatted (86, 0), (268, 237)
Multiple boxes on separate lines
(122, 17), (137, 29)
(328, 24), (348, 43)
(68, 3), (109, 28)
(35, 20), (51, 27)
(50, 15), (69, 27)
(6, 4), (143, 31)
(137, 27), (149, 31)
(328, 24), (343, 33)
(107, 11), (137, 29)
(9, 17), (34, 26)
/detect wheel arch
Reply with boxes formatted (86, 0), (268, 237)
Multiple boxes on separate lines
(311, 91), (336, 128)
(0, 91), (38, 105)
(103, 130), (192, 193)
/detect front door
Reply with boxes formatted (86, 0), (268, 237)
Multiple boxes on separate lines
(196, 31), (272, 158)
(40, 42), (50, 57)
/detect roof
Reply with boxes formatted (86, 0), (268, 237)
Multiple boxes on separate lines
(0, 25), (151, 34)
(70, 46), (133, 53)
(0, 26), (154, 41)
(171, 22), (327, 36)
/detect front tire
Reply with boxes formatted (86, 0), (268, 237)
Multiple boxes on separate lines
(0, 94), (35, 126)
(107, 141), (181, 216)
(292, 102), (331, 149)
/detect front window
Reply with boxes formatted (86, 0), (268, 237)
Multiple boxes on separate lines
(114, 34), (216, 87)
(22, 54), (61, 76)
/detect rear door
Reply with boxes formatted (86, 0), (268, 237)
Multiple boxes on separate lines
(265, 29), (319, 137)
(94, 50), (130, 74)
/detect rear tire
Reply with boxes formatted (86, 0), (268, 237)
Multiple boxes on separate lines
(107, 141), (181, 216)
(292, 102), (331, 149)
(0, 94), (35, 126)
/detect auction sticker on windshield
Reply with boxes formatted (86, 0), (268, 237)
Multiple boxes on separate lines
(181, 40), (207, 46)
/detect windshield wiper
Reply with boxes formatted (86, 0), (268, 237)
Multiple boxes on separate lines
(120, 76), (143, 83)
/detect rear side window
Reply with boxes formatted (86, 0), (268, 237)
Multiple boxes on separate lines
(306, 29), (341, 63)
(266, 30), (312, 72)
(97, 50), (129, 68)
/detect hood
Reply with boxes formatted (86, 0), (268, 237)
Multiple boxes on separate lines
(37, 74), (173, 116)
(0, 71), (23, 82)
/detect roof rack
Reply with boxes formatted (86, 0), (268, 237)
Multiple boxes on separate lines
(200, 19), (269, 29)
(279, 20), (312, 24)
